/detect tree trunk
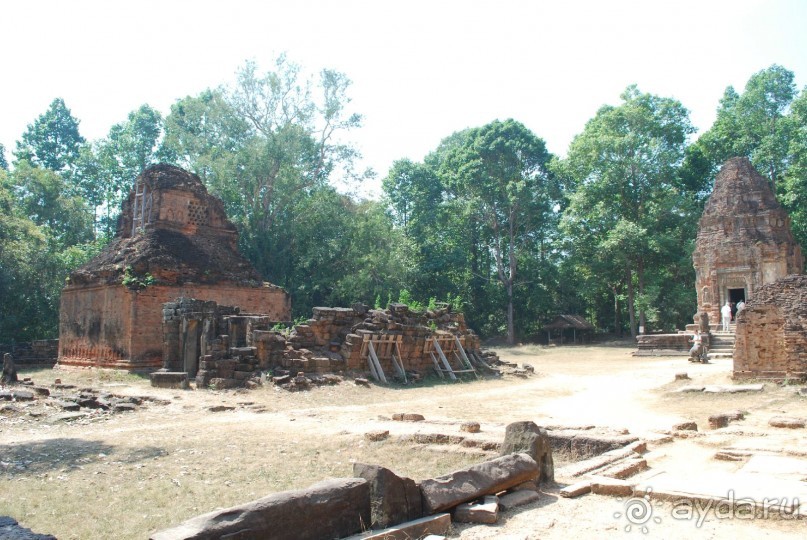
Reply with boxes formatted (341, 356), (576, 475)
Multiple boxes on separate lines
(626, 266), (637, 338)
(612, 285), (621, 337)
(638, 256), (646, 334)
(506, 279), (515, 345)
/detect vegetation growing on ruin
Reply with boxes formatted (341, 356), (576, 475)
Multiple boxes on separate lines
(2, 60), (807, 343)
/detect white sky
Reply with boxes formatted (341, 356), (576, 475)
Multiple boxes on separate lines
(2, 0), (806, 196)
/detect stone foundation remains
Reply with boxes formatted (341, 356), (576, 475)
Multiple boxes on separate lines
(161, 298), (483, 389)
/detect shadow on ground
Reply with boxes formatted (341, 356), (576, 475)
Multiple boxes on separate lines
(0, 438), (167, 476)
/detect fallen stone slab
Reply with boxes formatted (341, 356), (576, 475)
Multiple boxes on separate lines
(498, 489), (541, 510)
(353, 463), (422, 528)
(559, 480), (591, 498)
(46, 412), (88, 423)
(419, 453), (539, 514)
(392, 413), (425, 422)
(601, 457), (648, 479)
(769, 416), (806, 429)
(150, 371), (189, 390)
(9, 390), (35, 401)
(364, 430), (390, 442)
(672, 421), (698, 431)
(0, 515), (57, 539)
(114, 402), (137, 413)
(207, 405), (235, 413)
(150, 478), (370, 540)
(343, 513), (450, 540)
(708, 414), (730, 429)
(703, 384), (764, 393)
(555, 440), (645, 478)
(52, 400), (80, 412)
(675, 385), (705, 393)
(500, 421), (554, 483)
(453, 496), (499, 524)
(589, 477), (635, 497)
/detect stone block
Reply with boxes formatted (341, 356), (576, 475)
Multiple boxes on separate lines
(498, 489), (541, 510)
(208, 378), (240, 389)
(559, 480), (591, 498)
(452, 496), (499, 523)
(343, 513), (450, 540)
(589, 477), (634, 497)
(419, 453), (539, 514)
(460, 421), (481, 433)
(500, 421), (554, 483)
(150, 371), (189, 389)
(392, 413), (425, 422)
(150, 478), (370, 540)
(353, 463), (422, 527)
(768, 416), (806, 429)
(672, 421), (698, 431)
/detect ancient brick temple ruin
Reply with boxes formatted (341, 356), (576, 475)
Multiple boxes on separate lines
(734, 274), (807, 379)
(161, 299), (484, 389)
(58, 164), (290, 370)
(637, 157), (804, 356)
(692, 157), (803, 326)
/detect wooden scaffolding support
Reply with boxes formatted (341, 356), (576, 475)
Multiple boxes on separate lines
(425, 335), (477, 380)
(360, 335), (408, 383)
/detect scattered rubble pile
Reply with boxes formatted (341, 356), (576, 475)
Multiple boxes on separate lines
(158, 298), (512, 391)
(150, 421), (556, 540)
(0, 377), (168, 423)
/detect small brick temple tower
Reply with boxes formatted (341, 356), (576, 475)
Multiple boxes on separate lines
(692, 157), (803, 327)
(58, 164), (290, 370)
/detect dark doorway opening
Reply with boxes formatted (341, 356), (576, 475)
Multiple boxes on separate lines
(729, 288), (746, 317)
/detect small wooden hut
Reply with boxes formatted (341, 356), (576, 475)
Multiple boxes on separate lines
(543, 315), (595, 344)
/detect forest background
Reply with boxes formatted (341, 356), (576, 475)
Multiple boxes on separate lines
(1, 61), (807, 345)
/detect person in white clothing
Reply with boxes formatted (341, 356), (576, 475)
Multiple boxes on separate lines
(721, 301), (732, 331)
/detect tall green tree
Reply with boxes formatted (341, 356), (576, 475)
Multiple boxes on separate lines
(14, 98), (85, 182)
(0, 166), (97, 341)
(781, 87), (807, 247)
(75, 104), (165, 236)
(694, 65), (797, 189)
(560, 86), (696, 337)
(0, 143), (8, 170)
(162, 56), (371, 315)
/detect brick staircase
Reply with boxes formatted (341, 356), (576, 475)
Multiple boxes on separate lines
(708, 324), (735, 361)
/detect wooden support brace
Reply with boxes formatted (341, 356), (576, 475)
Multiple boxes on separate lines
(433, 339), (457, 380)
(367, 341), (387, 384)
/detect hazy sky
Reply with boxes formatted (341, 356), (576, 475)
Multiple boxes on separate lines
(2, 0), (806, 194)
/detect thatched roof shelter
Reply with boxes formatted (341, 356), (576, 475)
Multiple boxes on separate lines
(543, 315), (594, 344)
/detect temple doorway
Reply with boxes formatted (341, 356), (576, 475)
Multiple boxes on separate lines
(729, 287), (746, 317)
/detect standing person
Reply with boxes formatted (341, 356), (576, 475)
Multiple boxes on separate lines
(737, 299), (746, 312)
(721, 301), (732, 332)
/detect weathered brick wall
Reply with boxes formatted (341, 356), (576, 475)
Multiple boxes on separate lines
(734, 274), (807, 379)
(59, 283), (290, 370)
(0, 340), (59, 366)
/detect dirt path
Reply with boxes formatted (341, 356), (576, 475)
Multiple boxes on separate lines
(1, 343), (806, 539)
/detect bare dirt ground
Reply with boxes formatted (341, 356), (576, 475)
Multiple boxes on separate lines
(2, 342), (806, 539)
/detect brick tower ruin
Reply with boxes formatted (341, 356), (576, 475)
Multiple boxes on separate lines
(692, 157), (803, 326)
(58, 164), (290, 370)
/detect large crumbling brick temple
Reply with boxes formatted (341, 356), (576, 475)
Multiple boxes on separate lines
(692, 157), (803, 326)
(58, 164), (290, 370)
